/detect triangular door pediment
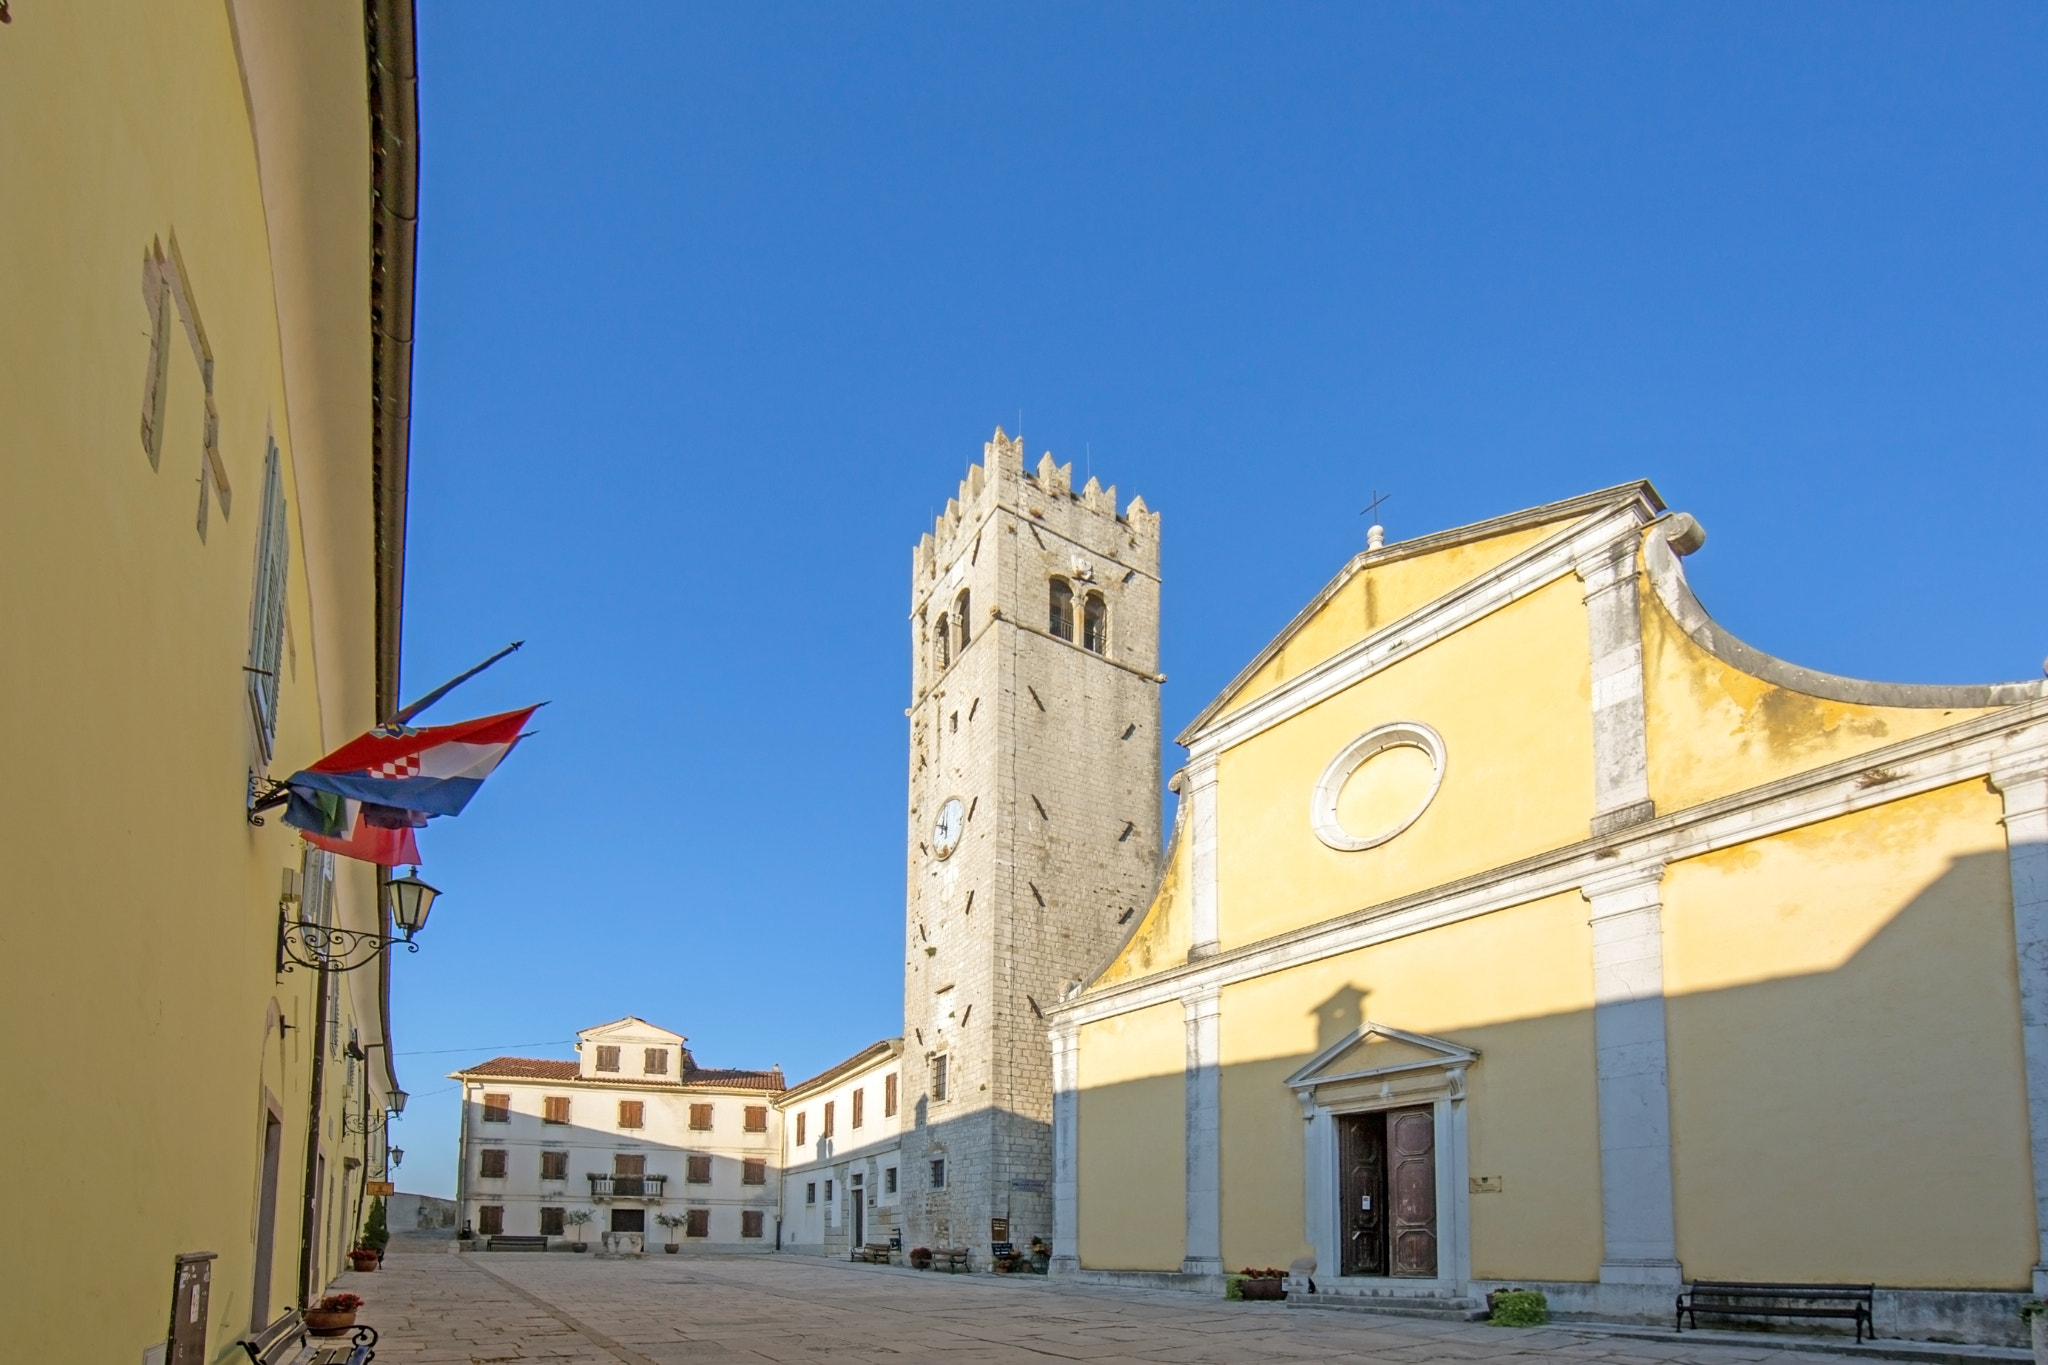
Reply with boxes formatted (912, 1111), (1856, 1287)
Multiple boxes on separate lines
(1284, 1020), (1477, 1092)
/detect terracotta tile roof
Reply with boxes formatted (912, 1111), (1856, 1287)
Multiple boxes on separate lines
(782, 1038), (904, 1101)
(453, 1056), (785, 1092)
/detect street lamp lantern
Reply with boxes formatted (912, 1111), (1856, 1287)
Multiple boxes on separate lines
(389, 1090), (408, 1115)
(389, 1148), (403, 1169)
(386, 868), (440, 940)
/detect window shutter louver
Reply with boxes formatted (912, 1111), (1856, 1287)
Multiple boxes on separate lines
(245, 440), (289, 760)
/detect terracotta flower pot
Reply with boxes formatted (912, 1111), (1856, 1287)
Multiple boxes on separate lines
(1239, 1277), (1285, 1301)
(665, 1243), (680, 1254)
(349, 1250), (379, 1272)
(305, 1309), (357, 1337)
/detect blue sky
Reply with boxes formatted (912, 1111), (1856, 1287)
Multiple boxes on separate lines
(387, 3), (2047, 1197)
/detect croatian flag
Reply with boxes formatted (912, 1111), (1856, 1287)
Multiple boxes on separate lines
(288, 706), (537, 817)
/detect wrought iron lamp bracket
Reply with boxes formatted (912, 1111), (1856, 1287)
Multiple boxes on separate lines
(344, 1109), (393, 1136)
(276, 908), (418, 975)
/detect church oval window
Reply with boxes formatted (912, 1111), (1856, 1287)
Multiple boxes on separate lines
(1082, 592), (1107, 654)
(1310, 722), (1446, 852)
(1048, 578), (1075, 641)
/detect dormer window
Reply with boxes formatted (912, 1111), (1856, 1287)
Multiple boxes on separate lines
(595, 1045), (620, 1073)
(1049, 578), (1075, 641)
(644, 1047), (668, 1075)
(1082, 591), (1107, 654)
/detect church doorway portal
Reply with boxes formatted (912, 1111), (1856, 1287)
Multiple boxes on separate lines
(1337, 1106), (1437, 1277)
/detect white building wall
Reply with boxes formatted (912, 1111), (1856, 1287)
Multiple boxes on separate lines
(776, 1046), (905, 1256)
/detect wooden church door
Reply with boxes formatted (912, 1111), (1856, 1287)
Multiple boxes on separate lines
(1337, 1106), (1437, 1278)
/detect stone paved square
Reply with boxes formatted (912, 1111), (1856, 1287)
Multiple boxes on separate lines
(353, 1243), (1996, 1365)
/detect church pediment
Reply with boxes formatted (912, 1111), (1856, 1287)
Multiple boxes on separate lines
(1283, 1021), (1478, 1094)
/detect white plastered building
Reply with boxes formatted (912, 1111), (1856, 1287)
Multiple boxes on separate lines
(452, 1017), (784, 1251)
(775, 1039), (906, 1257)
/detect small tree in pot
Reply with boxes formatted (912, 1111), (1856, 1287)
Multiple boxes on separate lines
(562, 1208), (594, 1251)
(655, 1212), (686, 1253)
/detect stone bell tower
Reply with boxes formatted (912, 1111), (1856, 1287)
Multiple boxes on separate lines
(900, 427), (1163, 1260)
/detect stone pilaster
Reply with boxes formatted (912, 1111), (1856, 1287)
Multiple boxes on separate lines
(1049, 1022), (1081, 1274)
(1991, 760), (2048, 1294)
(1576, 538), (1654, 836)
(1187, 754), (1220, 958)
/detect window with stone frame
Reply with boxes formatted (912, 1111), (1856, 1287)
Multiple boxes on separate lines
(742, 1158), (766, 1186)
(930, 1054), (949, 1102)
(540, 1150), (569, 1181)
(1082, 591), (1107, 654)
(481, 1093), (511, 1123)
(478, 1205), (504, 1236)
(618, 1100), (644, 1129)
(884, 1073), (898, 1117)
(744, 1105), (768, 1132)
(954, 589), (972, 648)
(687, 1155), (712, 1184)
(644, 1047), (669, 1075)
(689, 1102), (713, 1131)
(741, 1210), (764, 1239)
(595, 1045), (621, 1072)
(478, 1149), (507, 1179)
(1049, 577), (1075, 640)
(805, 1181), (816, 1205)
(929, 1158), (946, 1189)
(543, 1095), (571, 1124)
(884, 1166), (897, 1194)
(685, 1208), (710, 1238)
(540, 1206), (565, 1237)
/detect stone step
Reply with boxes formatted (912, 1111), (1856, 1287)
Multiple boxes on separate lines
(1289, 1291), (1487, 1322)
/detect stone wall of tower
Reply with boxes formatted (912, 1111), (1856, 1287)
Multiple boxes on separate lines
(902, 428), (1163, 1259)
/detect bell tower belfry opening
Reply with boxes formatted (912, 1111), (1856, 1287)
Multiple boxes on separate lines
(901, 427), (1163, 1260)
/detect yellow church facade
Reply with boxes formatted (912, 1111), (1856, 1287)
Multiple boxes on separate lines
(1048, 483), (2048, 1344)
(1, 3), (418, 1359)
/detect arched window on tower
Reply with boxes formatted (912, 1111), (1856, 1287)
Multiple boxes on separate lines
(954, 589), (971, 649)
(1048, 578), (1075, 642)
(935, 615), (950, 670)
(1082, 591), (1107, 654)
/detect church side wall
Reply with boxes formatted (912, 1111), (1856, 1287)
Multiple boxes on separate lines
(1077, 1002), (1187, 1270)
(1662, 779), (2035, 1288)
(1214, 574), (1595, 950)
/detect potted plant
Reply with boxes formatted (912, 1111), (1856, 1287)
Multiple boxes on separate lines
(1487, 1288), (1549, 1327)
(2022, 1300), (2048, 1365)
(562, 1208), (593, 1251)
(655, 1212), (686, 1253)
(363, 1196), (390, 1264)
(908, 1245), (933, 1271)
(1028, 1237), (1051, 1274)
(305, 1292), (363, 1336)
(348, 1245), (379, 1272)
(1230, 1267), (1287, 1301)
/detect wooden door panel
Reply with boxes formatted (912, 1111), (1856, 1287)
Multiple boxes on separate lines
(1388, 1106), (1437, 1277)
(1337, 1112), (1388, 1277)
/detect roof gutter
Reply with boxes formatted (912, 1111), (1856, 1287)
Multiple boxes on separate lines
(367, 0), (418, 1111)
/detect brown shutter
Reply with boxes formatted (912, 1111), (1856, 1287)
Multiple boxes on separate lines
(687, 1154), (712, 1184)
(618, 1100), (644, 1129)
(479, 1149), (507, 1178)
(742, 1158), (766, 1186)
(744, 1104), (768, 1132)
(852, 1087), (864, 1128)
(690, 1102), (713, 1131)
(596, 1045), (620, 1072)
(543, 1095), (570, 1124)
(541, 1150), (568, 1181)
(479, 1205), (504, 1236)
(823, 1100), (835, 1137)
(796, 1111), (806, 1145)
(884, 1073), (898, 1117)
(482, 1093), (511, 1123)
(686, 1208), (709, 1238)
(540, 1207), (565, 1236)
(741, 1210), (764, 1239)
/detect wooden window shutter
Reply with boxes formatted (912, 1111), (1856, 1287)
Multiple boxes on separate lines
(482, 1093), (511, 1123)
(618, 1100), (644, 1129)
(796, 1112), (806, 1145)
(244, 440), (289, 759)
(543, 1095), (570, 1124)
(744, 1104), (768, 1133)
(742, 1158), (766, 1186)
(823, 1100), (835, 1137)
(479, 1149), (506, 1178)
(686, 1208), (708, 1238)
(741, 1210), (764, 1239)
(596, 1045), (620, 1072)
(687, 1154), (711, 1184)
(478, 1205), (504, 1236)
(884, 1073), (898, 1117)
(852, 1087), (864, 1128)
(690, 1103), (713, 1131)
(644, 1047), (669, 1075)
(540, 1150), (568, 1181)
(540, 1207), (565, 1236)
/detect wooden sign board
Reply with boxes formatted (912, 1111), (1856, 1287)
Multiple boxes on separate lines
(167, 1252), (216, 1365)
(367, 1181), (396, 1196)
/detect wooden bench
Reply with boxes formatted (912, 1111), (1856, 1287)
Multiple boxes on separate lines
(931, 1245), (972, 1273)
(485, 1235), (548, 1252)
(853, 1242), (893, 1264)
(241, 1308), (378, 1365)
(1676, 1281), (1875, 1343)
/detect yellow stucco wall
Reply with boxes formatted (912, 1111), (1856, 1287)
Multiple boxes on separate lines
(1642, 578), (1996, 814)
(1217, 521), (1569, 718)
(0, 4), (386, 1359)
(1214, 574), (1593, 949)
(1214, 891), (1603, 1278)
(1077, 1002), (1187, 1270)
(1664, 780), (2034, 1287)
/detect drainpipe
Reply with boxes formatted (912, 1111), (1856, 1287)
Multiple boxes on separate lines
(297, 960), (331, 1307)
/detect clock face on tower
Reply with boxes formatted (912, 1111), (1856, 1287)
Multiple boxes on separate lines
(932, 796), (965, 860)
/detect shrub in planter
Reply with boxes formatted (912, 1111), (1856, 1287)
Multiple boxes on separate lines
(1487, 1289), (1549, 1327)
(1229, 1268), (1288, 1301)
(655, 1213), (687, 1253)
(908, 1246), (933, 1270)
(349, 1246), (379, 1271)
(363, 1196), (390, 1254)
